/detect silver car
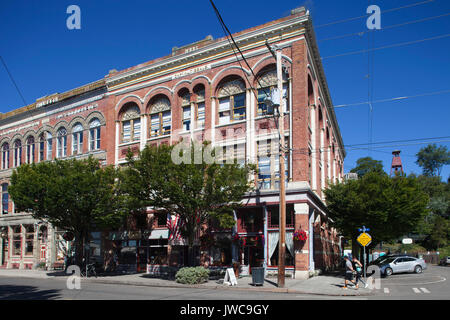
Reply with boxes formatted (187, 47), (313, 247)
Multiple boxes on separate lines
(378, 256), (427, 276)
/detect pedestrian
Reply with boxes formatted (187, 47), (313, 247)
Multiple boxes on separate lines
(352, 256), (368, 289)
(343, 256), (356, 289)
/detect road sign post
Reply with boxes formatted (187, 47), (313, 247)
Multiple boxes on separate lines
(357, 226), (372, 280)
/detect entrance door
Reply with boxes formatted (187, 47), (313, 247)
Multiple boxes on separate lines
(1, 239), (8, 266)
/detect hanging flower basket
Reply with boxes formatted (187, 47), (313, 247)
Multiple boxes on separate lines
(293, 229), (307, 242)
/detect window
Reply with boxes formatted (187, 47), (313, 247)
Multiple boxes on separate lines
(39, 134), (45, 162)
(13, 140), (22, 167)
(12, 226), (21, 256)
(149, 97), (171, 137)
(1, 143), (9, 170)
(46, 132), (53, 160)
(155, 213), (167, 228)
(72, 123), (83, 155)
(25, 136), (35, 164)
(89, 118), (101, 151)
(268, 205), (294, 228)
(182, 106), (191, 131)
(24, 225), (34, 256)
(195, 88), (205, 129)
(121, 105), (141, 143)
(257, 138), (289, 190)
(217, 79), (246, 124)
(256, 70), (288, 116)
(1, 183), (8, 214)
(56, 128), (67, 158)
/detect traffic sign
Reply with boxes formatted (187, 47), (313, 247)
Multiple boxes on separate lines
(357, 232), (372, 247)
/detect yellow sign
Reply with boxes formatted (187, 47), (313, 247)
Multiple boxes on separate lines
(357, 232), (372, 247)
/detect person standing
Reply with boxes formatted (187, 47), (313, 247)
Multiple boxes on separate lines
(343, 256), (356, 289)
(352, 256), (368, 289)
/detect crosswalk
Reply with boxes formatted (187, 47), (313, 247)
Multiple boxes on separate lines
(382, 287), (431, 294)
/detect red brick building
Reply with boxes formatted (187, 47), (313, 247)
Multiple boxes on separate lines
(0, 7), (344, 278)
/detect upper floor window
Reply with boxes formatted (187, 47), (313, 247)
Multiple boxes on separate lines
(26, 136), (35, 164)
(13, 140), (22, 167)
(149, 96), (171, 138)
(218, 79), (246, 125)
(256, 69), (288, 116)
(121, 104), (141, 143)
(72, 123), (83, 155)
(56, 128), (67, 158)
(180, 92), (191, 132)
(89, 118), (101, 151)
(46, 132), (53, 160)
(257, 138), (288, 190)
(194, 87), (205, 129)
(1, 183), (8, 214)
(1, 143), (10, 170)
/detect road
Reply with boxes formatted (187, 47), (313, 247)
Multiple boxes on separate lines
(0, 265), (448, 300)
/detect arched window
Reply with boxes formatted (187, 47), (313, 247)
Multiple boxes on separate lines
(26, 136), (35, 164)
(194, 85), (205, 129)
(72, 123), (83, 155)
(89, 118), (101, 151)
(1, 143), (9, 170)
(149, 96), (171, 137)
(1, 183), (8, 214)
(256, 69), (288, 116)
(13, 140), (22, 167)
(121, 104), (141, 143)
(218, 79), (246, 124)
(56, 128), (67, 158)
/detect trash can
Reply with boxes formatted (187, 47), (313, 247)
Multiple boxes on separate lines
(251, 267), (265, 286)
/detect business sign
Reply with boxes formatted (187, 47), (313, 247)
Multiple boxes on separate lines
(402, 238), (413, 244)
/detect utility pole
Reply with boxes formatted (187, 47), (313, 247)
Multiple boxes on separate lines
(266, 42), (286, 288)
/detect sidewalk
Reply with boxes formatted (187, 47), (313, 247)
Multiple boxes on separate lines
(0, 268), (374, 296)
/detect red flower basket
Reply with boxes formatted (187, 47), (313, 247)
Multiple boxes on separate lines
(293, 230), (307, 241)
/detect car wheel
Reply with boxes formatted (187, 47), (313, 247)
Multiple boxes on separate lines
(385, 268), (393, 276)
(414, 265), (422, 274)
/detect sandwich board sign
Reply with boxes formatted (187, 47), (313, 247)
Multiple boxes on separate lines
(224, 268), (237, 286)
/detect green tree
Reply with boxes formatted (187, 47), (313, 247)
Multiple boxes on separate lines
(9, 157), (125, 266)
(350, 156), (384, 178)
(324, 171), (429, 256)
(119, 142), (256, 266)
(416, 144), (450, 177)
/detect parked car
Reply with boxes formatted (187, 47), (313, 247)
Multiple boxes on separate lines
(439, 256), (450, 266)
(369, 254), (409, 266)
(375, 256), (427, 276)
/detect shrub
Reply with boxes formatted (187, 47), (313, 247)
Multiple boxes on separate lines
(175, 266), (210, 284)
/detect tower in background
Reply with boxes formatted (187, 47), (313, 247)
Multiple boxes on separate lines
(390, 150), (404, 176)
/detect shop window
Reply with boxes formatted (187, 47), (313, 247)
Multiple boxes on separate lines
(121, 104), (141, 143)
(155, 213), (167, 228)
(72, 123), (83, 155)
(1, 143), (10, 170)
(217, 79), (246, 125)
(1, 183), (8, 214)
(269, 245), (295, 267)
(12, 226), (21, 256)
(25, 136), (35, 164)
(268, 205), (294, 228)
(24, 225), (34, 256)
(13, 140), (22, 167)
(148, 239), (168, 265)
(56, 128), (67, 158)
(89, 118), (101, 151)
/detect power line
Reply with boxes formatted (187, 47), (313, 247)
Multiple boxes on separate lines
(0, 55), (27, 106)
(314, 0), (435, 29)
(334, 89), (450, 108)
(321, 33), (450, 60)
(317, 12), (450, 43)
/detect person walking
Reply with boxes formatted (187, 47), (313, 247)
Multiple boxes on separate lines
(343, 256), (356, 289)
(352, 256), (368, 289)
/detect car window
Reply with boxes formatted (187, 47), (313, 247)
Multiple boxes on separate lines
(404, 258), (416, 262)
(395, 258), (404, 263)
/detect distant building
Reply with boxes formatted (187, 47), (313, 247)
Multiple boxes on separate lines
(344, 172), (358, 181)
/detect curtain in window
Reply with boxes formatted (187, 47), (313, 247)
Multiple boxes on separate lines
(268, 232), (279, 261)
(197, 102), (205, 128)
(150, 114), (160, 137)
(285, 231), (294, 258)
(122, 120), (131, 142)
(219, 98), (230, 125)
(133, 118), (141, 140)
(162, 111), (171, 134)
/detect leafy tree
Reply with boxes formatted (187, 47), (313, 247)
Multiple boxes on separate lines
(324, 171), (429, 256)
(416, 144), (450, 177)
(9, 157), (125, 265)
(119, 142), (256, 265)
(350, 157), (384, 178)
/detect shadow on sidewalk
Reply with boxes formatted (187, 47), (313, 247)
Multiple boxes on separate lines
(0, 285), (61, 300)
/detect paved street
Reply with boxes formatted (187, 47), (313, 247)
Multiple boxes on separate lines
(0, 265), (448, 300)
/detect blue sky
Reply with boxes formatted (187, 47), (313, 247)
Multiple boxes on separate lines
(1, 0), (449, 179)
